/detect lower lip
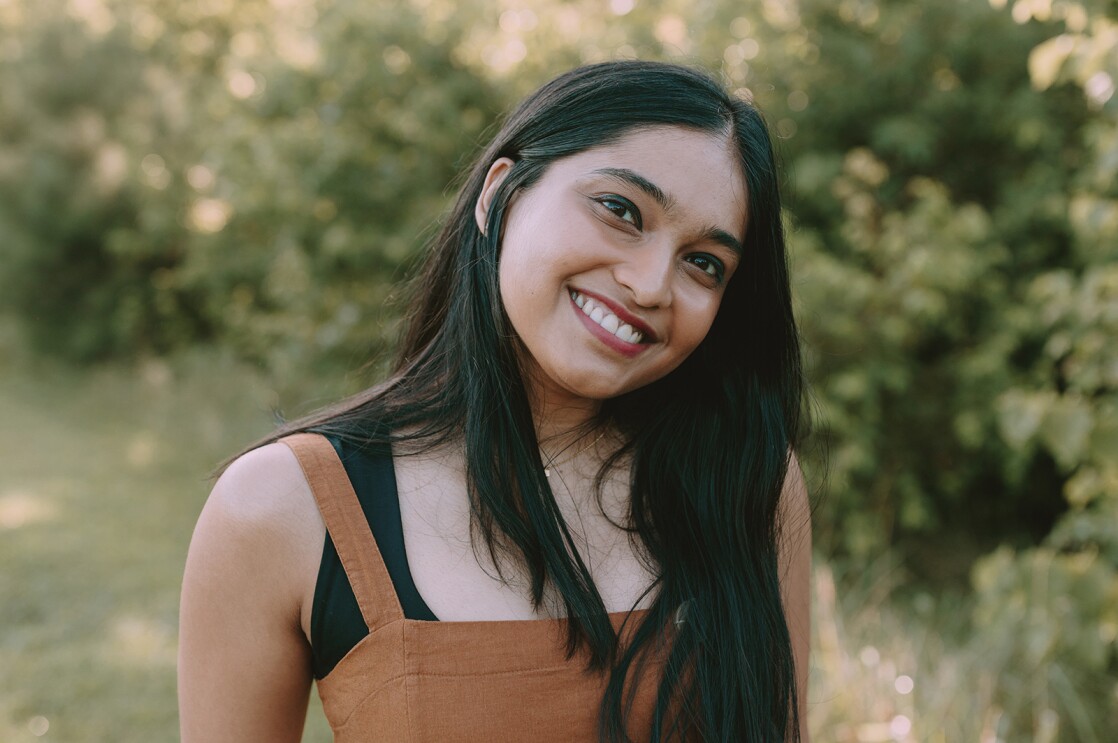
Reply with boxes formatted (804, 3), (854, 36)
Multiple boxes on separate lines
(570, 295), (648, 358)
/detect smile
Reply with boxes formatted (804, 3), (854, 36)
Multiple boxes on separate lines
(569, 290), (645, 344)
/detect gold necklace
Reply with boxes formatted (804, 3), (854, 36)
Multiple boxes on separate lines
(539, 430), (606, 478)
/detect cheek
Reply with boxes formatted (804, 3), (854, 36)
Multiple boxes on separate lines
(496, 223), (536, 304)
(676, 295), (724, 352)
(497, 258), (528, 319)
(497, 244), (550, 332)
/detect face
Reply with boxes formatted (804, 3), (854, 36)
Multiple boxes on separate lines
(476, 126), (748, 412)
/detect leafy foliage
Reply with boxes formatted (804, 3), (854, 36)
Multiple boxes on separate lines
(0, 0), (504, 373)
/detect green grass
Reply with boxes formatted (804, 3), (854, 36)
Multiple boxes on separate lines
(808, 559), (995, 742)
(0, 348), (334, 742)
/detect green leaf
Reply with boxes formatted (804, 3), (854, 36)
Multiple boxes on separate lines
(1041, 396), (1095, 469)
(1029, 34), (1076, 90)
(996, 390), (1051, 450)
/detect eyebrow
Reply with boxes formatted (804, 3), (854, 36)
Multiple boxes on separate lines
(590, 167), (744, 257)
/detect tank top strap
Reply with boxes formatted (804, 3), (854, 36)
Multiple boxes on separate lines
(280, 432), (404, 630)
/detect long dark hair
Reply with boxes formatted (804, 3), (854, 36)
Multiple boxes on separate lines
(255, 60), (804, 742)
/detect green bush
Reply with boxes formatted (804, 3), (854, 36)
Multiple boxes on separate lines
(0, 0), (503, 371)
(972, 543), (1118, 741)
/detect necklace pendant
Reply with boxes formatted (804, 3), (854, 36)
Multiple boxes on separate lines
(544, 467), (551, 477)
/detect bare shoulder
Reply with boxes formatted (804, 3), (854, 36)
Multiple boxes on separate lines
(208, 443), (321, 539)
(778, 450), (812, 741)
(190, 441), (325, 631)
(178, 441), (325, 742)
(779, 452), (811, 535)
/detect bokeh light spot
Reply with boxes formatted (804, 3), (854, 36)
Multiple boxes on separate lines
(227, 70), (256, 99)
(95, 143), (129, 194)
(0, 491), (57, 530)
(28, 716), (49, 737)
(187, 164), (215, 191)
(68, 0), (114, 36)
(231, 31), (260, 58)
(730, 16), (753, 38)
(1085, 72), (1115, 106)
(654, 15), (688, 49)
(788, 90), (809, 111)
(141, 153), (171, 190)
(189, 198), (233, 233)
(609, 0), (635, 16)
(383, 45), (412, 74)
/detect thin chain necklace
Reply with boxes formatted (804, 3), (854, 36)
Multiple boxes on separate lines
(545, 435), (631, 571)
(539, 429), (606, 478)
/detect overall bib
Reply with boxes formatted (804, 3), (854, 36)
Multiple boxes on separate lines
(281, 433), (666, 742)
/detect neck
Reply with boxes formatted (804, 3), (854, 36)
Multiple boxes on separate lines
(515, 361), (601, 443)
(535, 401), (601, 445)
(527, 386), (602, 446)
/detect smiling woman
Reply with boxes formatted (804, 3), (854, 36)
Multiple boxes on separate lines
(178, 60), (811, 743)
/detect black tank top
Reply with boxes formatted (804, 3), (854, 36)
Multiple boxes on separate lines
(310, 435), (438, 679)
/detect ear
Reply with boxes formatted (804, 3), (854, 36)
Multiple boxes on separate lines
(474, 157), (515, 236)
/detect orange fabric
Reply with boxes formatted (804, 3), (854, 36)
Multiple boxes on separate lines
(280, 433), (665, 742)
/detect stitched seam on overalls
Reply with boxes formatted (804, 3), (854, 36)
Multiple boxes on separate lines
(410, 662), (576, 679)
(332, 672), (408, 730)
(402, 621), (414, 743)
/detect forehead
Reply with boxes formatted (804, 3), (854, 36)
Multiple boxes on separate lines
(548, 126), (749, 239)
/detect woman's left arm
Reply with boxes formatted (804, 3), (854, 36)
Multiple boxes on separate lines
(778, 453), (812, 742)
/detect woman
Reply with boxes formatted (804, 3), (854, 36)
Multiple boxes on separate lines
(179, 60), (811, 742)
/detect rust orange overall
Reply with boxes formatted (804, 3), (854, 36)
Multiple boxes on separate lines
(281, 433), (665, 742)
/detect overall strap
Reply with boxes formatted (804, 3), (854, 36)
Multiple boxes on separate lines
(280, 432), (404, 630)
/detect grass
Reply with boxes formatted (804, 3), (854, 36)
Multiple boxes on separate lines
(0, 347), (334, 742)
(0, 342), (1098, 741)
(808, 558), (1001, 742)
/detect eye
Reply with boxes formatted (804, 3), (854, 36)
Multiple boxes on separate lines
(686, 254), (726, 284)
(596, 195), (642, 229)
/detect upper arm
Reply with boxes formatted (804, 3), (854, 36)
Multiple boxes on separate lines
(778, 452), (812, 742)
(178, 442), (325, 743)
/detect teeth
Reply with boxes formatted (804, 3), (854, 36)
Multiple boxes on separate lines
(569, 291), (645, 344)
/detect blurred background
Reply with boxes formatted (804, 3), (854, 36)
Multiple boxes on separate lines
(1, 0), (1115, 740)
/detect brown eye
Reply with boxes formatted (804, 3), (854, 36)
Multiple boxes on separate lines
(596, 195), (642, 229)
(687, 254), (726, 283)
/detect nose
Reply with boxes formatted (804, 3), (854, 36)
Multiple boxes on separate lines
(613, 245), (674, 309)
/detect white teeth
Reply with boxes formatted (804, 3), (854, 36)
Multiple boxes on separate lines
(569, 291), (645, 344)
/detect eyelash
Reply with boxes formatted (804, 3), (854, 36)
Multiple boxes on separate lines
(595, 194), (727, 285)
(596, 195), (642, 229)
(686, 254), (726, 284)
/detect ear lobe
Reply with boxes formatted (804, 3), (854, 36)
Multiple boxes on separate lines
(474, 157), (515, 236)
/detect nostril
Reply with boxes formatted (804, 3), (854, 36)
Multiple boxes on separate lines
(614, 264), (673, 310)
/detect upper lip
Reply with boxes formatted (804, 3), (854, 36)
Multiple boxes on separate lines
(570, 287), (659, 342)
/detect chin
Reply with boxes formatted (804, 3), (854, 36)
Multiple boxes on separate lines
(548, 373), (621, 401)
